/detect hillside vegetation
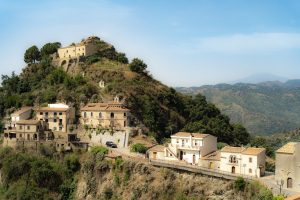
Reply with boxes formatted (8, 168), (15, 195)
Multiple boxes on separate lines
(0, 36), (249, 145)
(177, 81), (300, 135)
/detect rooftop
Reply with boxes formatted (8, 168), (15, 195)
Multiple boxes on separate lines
(11, 107), (32, 116)
(276, 142), (298, 154)
(242, 147), (265, 155)
(35, 107), (69, 112)
(148, 145), (165, 152)
(16, 120), (40, 125)
(171, 132), (210, 139)
(81, 102), (129, 112)
(221, 146), (246, 153)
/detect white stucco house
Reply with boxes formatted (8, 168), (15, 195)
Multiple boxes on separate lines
(220, 146), (266, 177)
(148, 132), (217, 165)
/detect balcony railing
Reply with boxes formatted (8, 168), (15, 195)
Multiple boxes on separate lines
(169, 143), (201, 150)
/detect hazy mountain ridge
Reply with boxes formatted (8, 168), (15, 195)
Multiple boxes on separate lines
(177, 80), (300, 135)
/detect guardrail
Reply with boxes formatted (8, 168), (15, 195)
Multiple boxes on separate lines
(149, 159), (257, 181)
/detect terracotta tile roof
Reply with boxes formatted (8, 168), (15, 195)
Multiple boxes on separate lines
(35, 107), (69, 112)
(171, 132), (209, 139)
(81, 103), (129, 112)
(276, 142), (298, 154)
(16, 120), (40, 125)
(202, 151), (221, 161)
(242, 147), (265, 155)
(148, 145), (165, 152)
(221, 146), (246, 153)
(11, 107), (32, 116)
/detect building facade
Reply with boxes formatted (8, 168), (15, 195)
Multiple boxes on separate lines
(57, 37), (99, 59)
(4, 107), (32, 129)
(275, 142), (300, 190)
(3, 120), (46, 147)
(81, 102), (130, 130)
(220, 146), (266, 177)
(36, 103), (75, 133)
(148, 132), (217, 165)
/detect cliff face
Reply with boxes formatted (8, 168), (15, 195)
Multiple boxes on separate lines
(74, 155), (242, 200)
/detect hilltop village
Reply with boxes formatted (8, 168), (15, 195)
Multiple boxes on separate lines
(1, 36), (300, 199)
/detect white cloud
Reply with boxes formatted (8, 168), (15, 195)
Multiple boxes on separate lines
(196, 33), (300, 54)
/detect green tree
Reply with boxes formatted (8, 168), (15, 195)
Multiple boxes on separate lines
(24, 45), (41, 64)
(129, 58), (147, 74)
(232, 124), (250, 146)
(40, 42), (61, 57)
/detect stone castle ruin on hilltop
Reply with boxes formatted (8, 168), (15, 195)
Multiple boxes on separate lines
(52, 36), (105, 73)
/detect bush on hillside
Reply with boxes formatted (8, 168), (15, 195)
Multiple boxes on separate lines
(234, 177), (246, 191)
(130, 143), (147, 154)
(90, 146), (108, 155)
(129, 58), (147, 74)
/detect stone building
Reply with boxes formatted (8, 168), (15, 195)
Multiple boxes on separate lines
(35, 103), (75, 133)
(81, 102), (130, 130)
(4, 107), (32, 129)
(80, 101), (132, 148)
(3, 120), (46, 147)
(57, 36), (99, 59)
(275, 142), (300, 190)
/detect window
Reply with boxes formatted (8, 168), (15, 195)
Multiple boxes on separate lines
(124, 121), (126, 127)
(170, 154), (172, 157)
(99, 112), (102, 118)
(91, 112), (93, 117)
(19, 134), (22, 138)
(110, 112), (114, 118)
(124, 113), (127, 117)
(249, 168), (252, 173)
(40, 112), (43, 115)
(54, 119), (57, 123)
(59, 112), (62, 115)
(229, 155), (237, 163)
(59, 119), (63, 124)
(195, 142), (198, 146)
(45, 112), (48, 115)
(84, 112), (87, 118)
(19, 125), (22, 130)
(54, 112), (57, 116)
(45, 119), (48, 123)
(27, 126), (30, 130)
(177, 139), (179, 143)
(249, 157), (252, 163)
(59, 127), (62, 131)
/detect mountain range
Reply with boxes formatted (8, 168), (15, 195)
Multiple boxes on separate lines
(177, 80), (300, 135)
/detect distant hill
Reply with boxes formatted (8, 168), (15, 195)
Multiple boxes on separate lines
(229, 73), (288, 84)
(177, 80), (300, 135)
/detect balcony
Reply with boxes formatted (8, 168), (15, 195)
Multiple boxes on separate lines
(169, 143), (201, 151)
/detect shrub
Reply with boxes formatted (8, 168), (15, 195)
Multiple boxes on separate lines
(64, 154), (81, 173)
(234, 177), (246, 191)
(130, 143), (148, 154)
(90, 146), (108, 155)
(104, 187), (113, 200)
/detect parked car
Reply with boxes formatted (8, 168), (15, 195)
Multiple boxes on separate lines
(106, 141), (117, 148)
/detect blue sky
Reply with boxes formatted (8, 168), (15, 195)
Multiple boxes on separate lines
(1, 0), (300, 86)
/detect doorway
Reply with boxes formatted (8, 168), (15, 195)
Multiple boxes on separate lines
(209, 162), (214, 169)
(232, 166), (235, 174)
(180, 151), (183, 160)
(287, 178), (293, 188)
(192, 155), (196, 164)
(153, 152), (157, 160)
